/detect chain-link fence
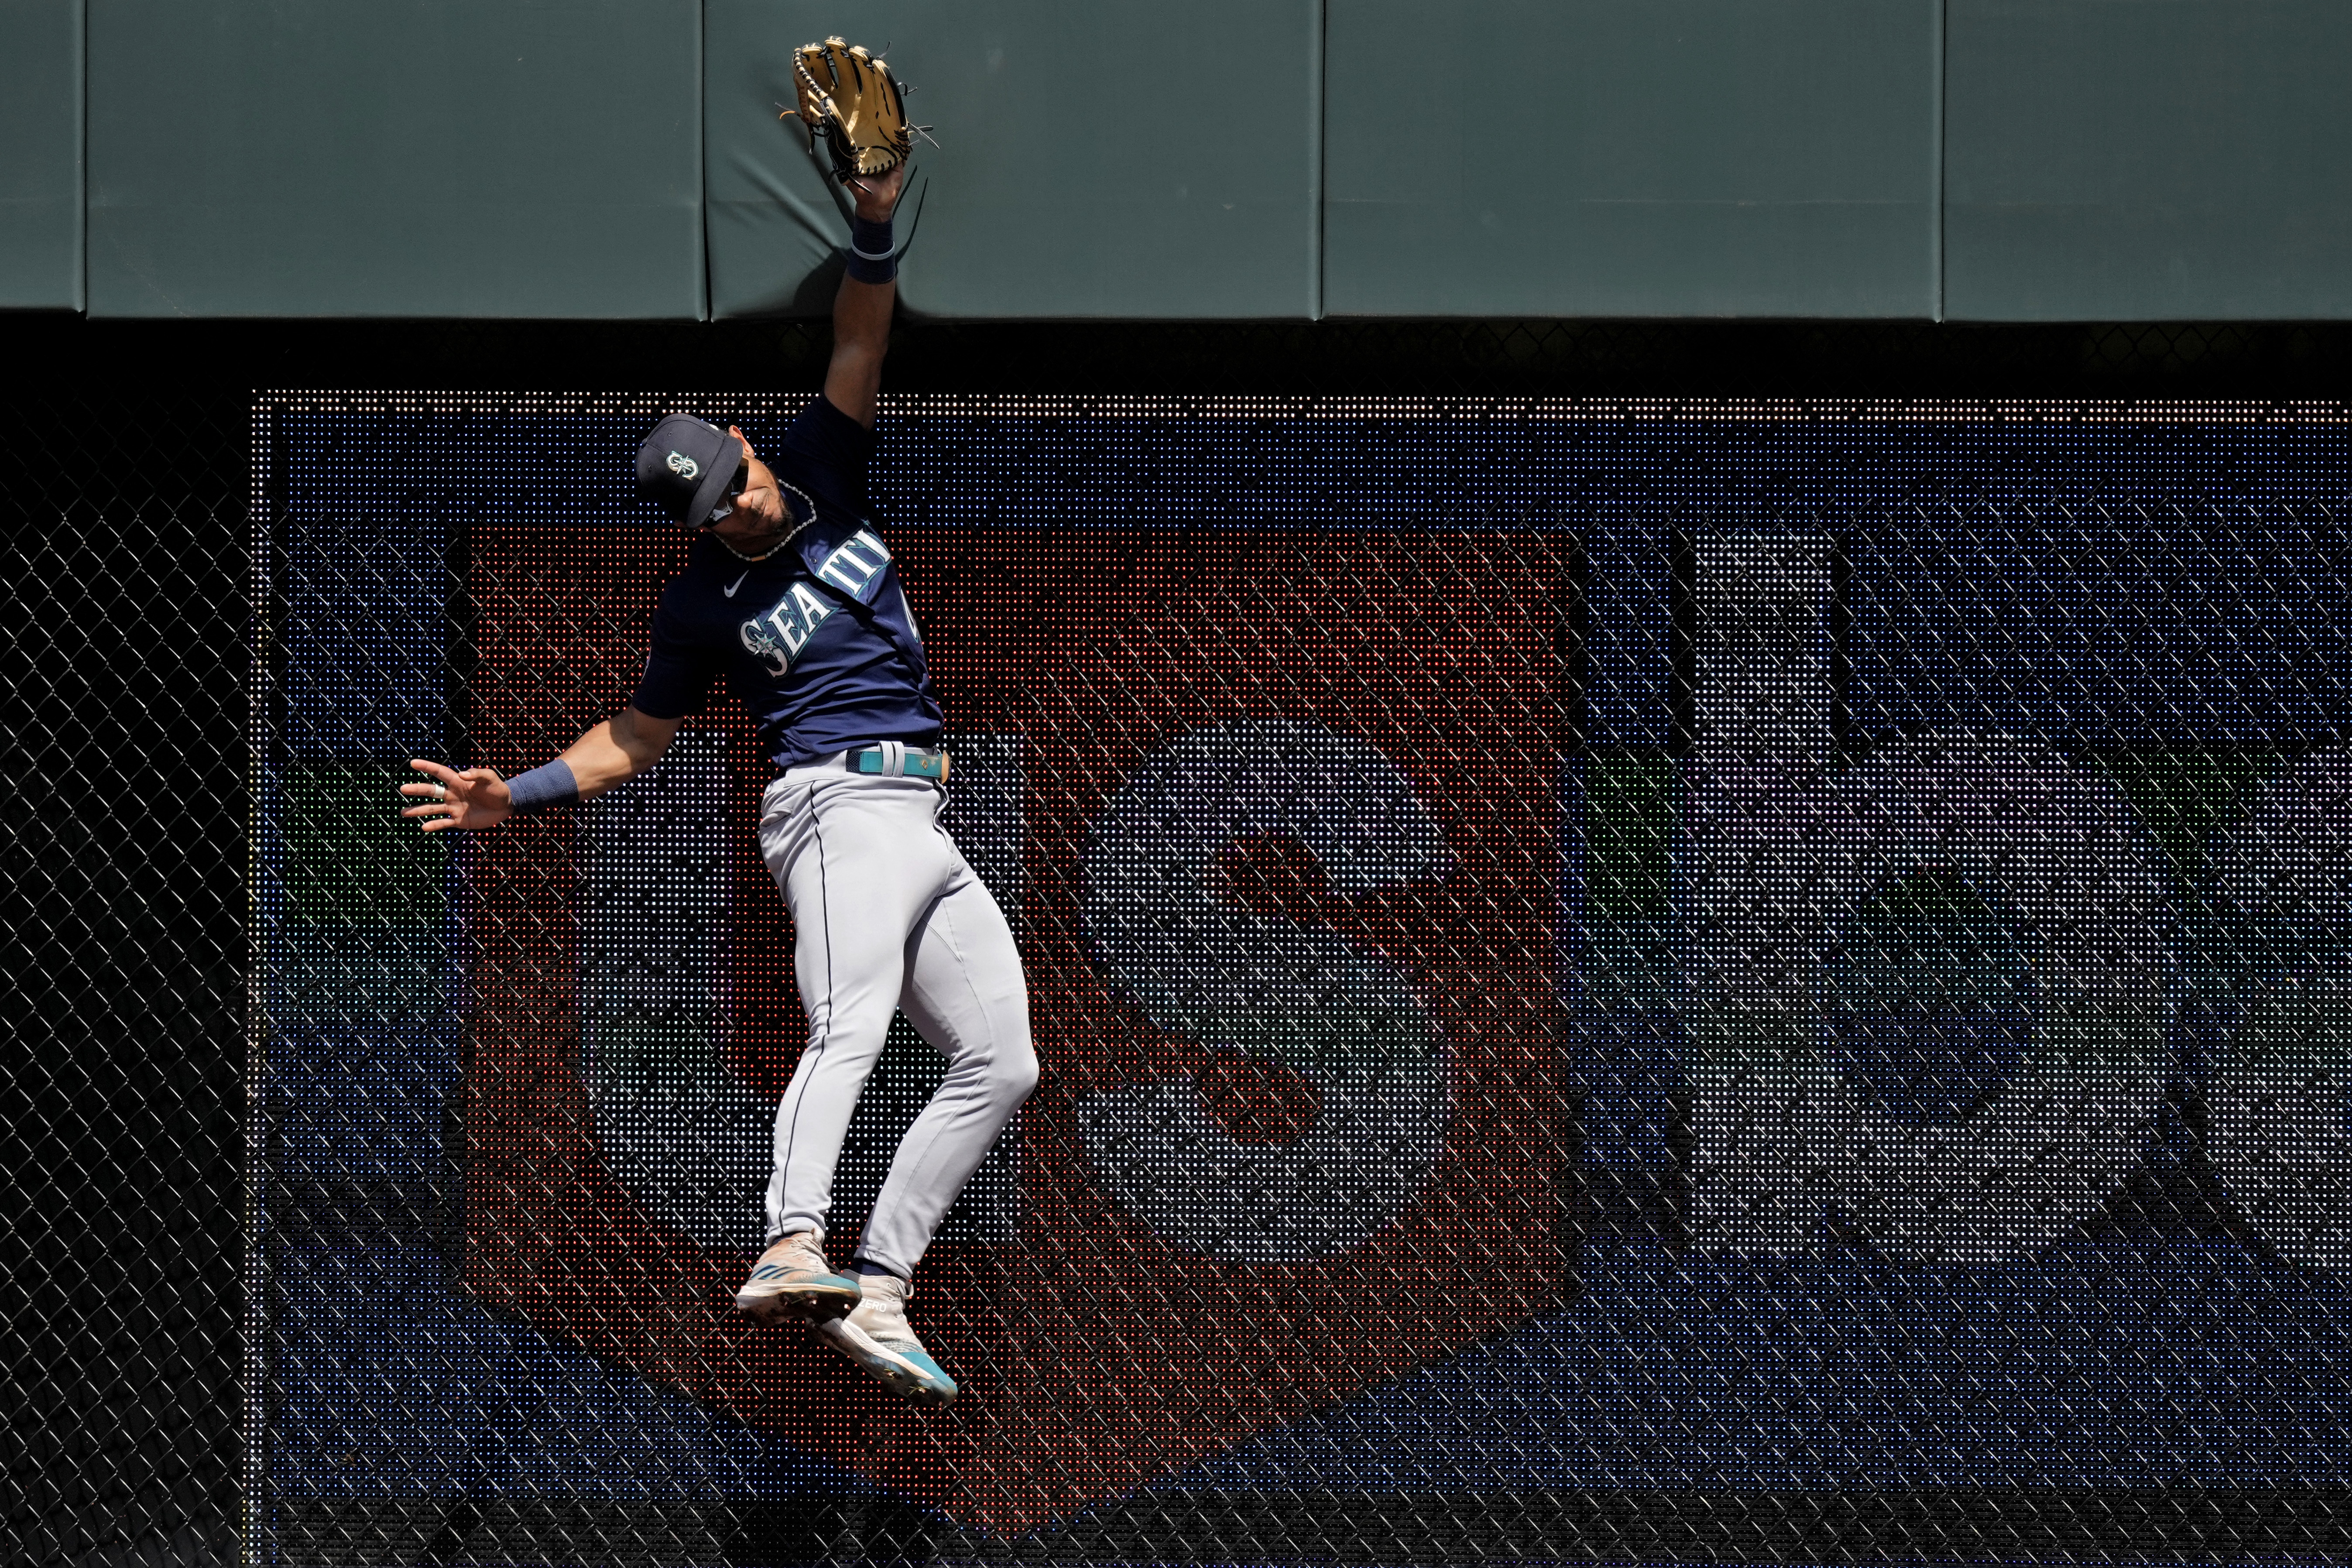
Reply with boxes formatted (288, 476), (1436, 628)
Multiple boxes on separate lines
(5, 395), (250, 1568)
(10, 322), (2352, 1567)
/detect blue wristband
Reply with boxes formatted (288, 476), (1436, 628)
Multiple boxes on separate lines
(505, 758), (579, 814)
(846, 215), (896, 285)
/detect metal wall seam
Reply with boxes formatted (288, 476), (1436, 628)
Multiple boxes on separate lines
(1311, 0), (1326, 322)
(696, 0), (710, 321)
(75, 0), (87, 312)
(1933, 0), (1946, 323)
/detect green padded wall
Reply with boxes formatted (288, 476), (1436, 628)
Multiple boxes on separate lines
(50, 0), (2352, 322)
(704, 1), (1320, 320)
(0, 0), (82, 310)
(87, 0), (703, 318)
(1947, 0), (2352, 320)
(1323, 0), (1941, 318)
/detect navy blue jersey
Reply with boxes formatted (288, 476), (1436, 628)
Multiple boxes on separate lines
(630, 398), (944, 768)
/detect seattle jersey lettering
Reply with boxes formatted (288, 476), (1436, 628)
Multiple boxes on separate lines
(738, 528), (893, 676)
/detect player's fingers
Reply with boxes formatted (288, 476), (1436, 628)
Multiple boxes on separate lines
(410, 758), (462, 786)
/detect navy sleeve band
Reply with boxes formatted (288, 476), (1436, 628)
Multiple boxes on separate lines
(845, 215), (896, 285)
(505, 758), (579, 814)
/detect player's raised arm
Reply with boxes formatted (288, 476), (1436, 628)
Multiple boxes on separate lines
(399, 706), (681, 833)
(789, 35), (913, 430)
(823, 161), (906, 430)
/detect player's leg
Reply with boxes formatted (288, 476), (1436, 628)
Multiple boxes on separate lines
(813, 864), (1035, 1403)
(737, 774), (953, 1321)
(860, 870), (1036, 1277)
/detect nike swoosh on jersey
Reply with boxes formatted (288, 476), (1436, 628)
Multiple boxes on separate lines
(723, 572), (748, 597)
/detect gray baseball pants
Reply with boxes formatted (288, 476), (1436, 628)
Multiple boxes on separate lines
(756, 762), (1036, 1277)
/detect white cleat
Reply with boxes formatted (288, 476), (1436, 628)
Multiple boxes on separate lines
(734, 1231), (861, 1324)
(814, 1273), (958, 1406)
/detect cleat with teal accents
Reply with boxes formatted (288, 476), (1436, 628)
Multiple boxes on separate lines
(734, 1231), (861, 1324)
(814, 1274), (958, 1406)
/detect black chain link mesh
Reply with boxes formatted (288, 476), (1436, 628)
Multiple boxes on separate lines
(10, 319), (2352, 1567)
(4, 393), (249, 1568)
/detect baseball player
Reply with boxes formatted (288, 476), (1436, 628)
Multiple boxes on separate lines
(401, 146), (1035, 1408)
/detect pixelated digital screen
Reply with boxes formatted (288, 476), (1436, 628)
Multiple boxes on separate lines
(254, 394), (2352, 1563)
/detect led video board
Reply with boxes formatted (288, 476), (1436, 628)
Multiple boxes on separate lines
(254, 394), (2352, 1561)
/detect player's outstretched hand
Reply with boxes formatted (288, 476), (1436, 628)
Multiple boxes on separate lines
(848, 161), (906, 223)
(401, 758), (511, 833)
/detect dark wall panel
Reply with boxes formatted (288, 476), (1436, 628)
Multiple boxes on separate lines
(0, 0), (82, 310)
(1323, 0), (1940, 318)
(1947, 0), (2352, 321)
(87, 0), (702, 319)
(34, 1), (2352, 323)
(705, 0), (1320, 320)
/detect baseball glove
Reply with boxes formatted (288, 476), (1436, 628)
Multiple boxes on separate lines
(787, 37), (914, 183)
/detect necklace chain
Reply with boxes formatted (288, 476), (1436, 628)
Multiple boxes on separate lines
(714, 513), (818, 564)
(717, 535), (785, 563)
(710, 510), (823, 564)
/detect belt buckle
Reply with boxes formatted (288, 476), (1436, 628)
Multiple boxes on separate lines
(852, 745), (949, 780)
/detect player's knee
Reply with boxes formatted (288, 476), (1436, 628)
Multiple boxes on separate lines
(987, 1038), (1039, 1108)
(807, 1002), (898, 1058)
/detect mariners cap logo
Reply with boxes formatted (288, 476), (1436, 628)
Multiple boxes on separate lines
(638, 414), (735, 528)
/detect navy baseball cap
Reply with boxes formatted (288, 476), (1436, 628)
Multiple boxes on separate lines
(636, 414), (744, 528)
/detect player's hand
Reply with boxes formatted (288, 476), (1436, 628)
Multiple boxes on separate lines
(401, 759), (511, 833)
(847, 161), (906, 223)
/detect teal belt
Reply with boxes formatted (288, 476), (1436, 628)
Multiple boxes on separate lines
(848, 745), (949, 781)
